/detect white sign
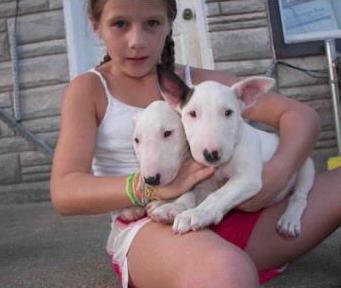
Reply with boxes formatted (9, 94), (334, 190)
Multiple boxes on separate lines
(279, 0), (341, 43)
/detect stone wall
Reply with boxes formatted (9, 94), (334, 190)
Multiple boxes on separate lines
(0, 0), (67, 203)
(206, 0), (338, 172)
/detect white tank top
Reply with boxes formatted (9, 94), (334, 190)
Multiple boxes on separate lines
(90, 66), (193, 177)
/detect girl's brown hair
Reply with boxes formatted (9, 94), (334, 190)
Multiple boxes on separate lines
(88, 0), (177, 71)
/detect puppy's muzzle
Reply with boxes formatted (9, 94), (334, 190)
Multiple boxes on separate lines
(203, 149), (220, 163)
(144, 173), (161, 186)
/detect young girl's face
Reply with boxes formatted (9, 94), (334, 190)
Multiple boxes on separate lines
(95, 0), (171, 78)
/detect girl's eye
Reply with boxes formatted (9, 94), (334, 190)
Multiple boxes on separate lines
(225, 109), (233, 117)
(134, 137), (139, 144)
(164, 130), (172, 138)
(113, 20), (127, 28)
(189, 111), (197, 118)
(147, 19), (160, 28)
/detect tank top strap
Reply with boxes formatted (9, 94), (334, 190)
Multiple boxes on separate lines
(184, 64), (193, 87)
(89, 68), (112, 104)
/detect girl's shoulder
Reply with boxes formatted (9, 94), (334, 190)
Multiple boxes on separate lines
(68, 70), (104, 92)
(62, 70), (107, 121)
(175, 64), (240, 87)
(64, 70), (106, 103)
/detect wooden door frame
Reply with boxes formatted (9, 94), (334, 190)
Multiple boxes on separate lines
(194, 0), (214, 69)
(63, 0), (92, 79)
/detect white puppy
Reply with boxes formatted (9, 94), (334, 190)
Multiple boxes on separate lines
(118, 101), (189, 222)
(121, 100), (220, 224)
(155, 68), (315, 237)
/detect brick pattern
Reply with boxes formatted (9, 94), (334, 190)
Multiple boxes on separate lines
(0, 0), (66, 203)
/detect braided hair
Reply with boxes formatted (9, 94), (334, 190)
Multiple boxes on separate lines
(160, 0), (177, 71)
(88, 0), (177, 71)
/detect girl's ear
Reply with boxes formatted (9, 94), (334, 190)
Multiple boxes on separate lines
(157, 65), (192, 109)
(232, 76), (275, 108)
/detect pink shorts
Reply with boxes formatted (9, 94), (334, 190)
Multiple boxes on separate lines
(209, 210), (286, 284)
(108, 210), (285, 287)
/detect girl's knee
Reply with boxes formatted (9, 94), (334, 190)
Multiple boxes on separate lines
(215, 247), (259, 288)
(175, 246), (258, 288)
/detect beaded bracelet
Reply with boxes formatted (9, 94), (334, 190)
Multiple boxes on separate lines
(125, 173), (161, 206)
(125, 173), (143, 206)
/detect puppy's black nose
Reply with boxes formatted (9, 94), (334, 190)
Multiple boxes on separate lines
(144, 174), (161, 186)
(203, 149), (220, 163)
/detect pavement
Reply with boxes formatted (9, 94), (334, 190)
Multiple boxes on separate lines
(0, 202), (340, 288)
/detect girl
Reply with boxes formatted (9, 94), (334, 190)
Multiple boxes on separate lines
(50, 0), (341, 287)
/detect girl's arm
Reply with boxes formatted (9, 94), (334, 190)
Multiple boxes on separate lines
(192, 68), (320, 211)
(51, 73), (213, 216)
(50, 73), (128, 215)
(239, 90), (320, 211)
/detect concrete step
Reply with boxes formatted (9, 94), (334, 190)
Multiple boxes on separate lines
(0, 202), (340, 287)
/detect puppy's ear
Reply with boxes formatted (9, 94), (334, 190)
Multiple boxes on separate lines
(157, 65), (192, 109)
(232, 76), (275, 109)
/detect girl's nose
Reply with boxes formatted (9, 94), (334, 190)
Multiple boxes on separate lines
(128, 26), (147, 50)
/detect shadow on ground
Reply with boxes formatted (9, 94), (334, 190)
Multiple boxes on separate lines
(0, 202), (116, 288)
(0, 202), (340, 288)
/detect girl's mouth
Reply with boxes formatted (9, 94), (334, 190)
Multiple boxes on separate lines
(126, 56), (149, 64)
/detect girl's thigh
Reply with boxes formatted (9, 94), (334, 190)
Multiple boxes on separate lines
(246, 168), (341, 271)
(127, 221), (258, 288)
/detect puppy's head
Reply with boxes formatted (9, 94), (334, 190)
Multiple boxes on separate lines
(133, 101), (187, 186)
(158, 69), (275, 166)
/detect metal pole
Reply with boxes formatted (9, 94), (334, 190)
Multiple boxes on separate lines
(325, 39), (341, 155)
(0, 109), (53, 158)
(7, 18), (21, 122)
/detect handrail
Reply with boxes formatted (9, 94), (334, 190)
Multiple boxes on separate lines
(0, 109), (53, 158)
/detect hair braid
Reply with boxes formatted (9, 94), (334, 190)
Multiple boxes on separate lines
(98, 53), (111, 67)
(160, 31), (175, 71)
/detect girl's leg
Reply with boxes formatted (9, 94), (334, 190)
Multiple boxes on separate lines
(128, 221), (258, 288)
(246, 168), (341, 270)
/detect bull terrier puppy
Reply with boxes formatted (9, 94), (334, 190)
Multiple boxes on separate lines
(121, 101), (220, 224)
(118, 101), (190, 222)
(156, 67), (315, 237)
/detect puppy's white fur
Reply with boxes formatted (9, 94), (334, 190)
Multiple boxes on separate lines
(133, 101), (188, 186)
(156, 71), (315, 237)
(119, 101), (188, 222)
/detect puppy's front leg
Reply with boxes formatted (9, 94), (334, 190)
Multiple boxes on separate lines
(173, 173), (262, 234)
(277, 157), (315, 237)
(147, 191), (197, 224)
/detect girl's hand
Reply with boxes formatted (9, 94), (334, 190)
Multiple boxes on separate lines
(237, 159), (290, 212)
(157, 159), (215, 200)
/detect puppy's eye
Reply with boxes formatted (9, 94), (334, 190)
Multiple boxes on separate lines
(134, 137), (139, 144)
(225, 109), (233, 117)
(189, 111), (197, 118)
(164, 130), (172, 138)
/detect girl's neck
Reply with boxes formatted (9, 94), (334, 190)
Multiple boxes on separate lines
(100, 64), (163, 108)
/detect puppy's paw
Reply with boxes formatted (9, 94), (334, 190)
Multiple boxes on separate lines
(276, 213), (301, 238)
(173, 209), (223, 234)
(119, 207), (146, 222)
(146, 200), (168, 222)
(148, 202), (188, 224)
(146, 200), (166, 213)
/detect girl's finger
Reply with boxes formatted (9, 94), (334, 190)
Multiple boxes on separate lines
(185, 166), (215, 188)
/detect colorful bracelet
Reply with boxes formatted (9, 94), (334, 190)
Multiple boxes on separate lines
(125, 173), (143, 206)
(144, 184), (161, 201)
(125, 172), (162, 206)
